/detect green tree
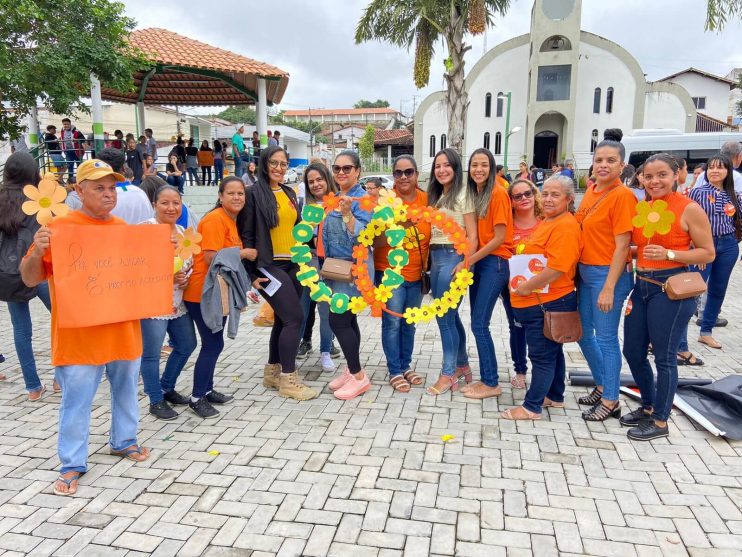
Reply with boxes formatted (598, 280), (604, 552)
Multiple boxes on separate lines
(0, 0), (146, 139)
(359, 125), (376, 160)
(705, 0), (742, 29)
(354, 99), (391, 108)
(356, 0), (510, 154)
(216, 106), (257, 124)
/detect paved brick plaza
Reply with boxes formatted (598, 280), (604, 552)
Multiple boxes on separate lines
(1, 267), (742, 556)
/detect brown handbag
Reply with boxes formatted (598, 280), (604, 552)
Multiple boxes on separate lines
(638, 271), (706, 300)
(320, 257), (353, 282)
(536, 293), (582, 344)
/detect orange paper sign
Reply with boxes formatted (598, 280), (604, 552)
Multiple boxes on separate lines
(51, 224), (174, 328)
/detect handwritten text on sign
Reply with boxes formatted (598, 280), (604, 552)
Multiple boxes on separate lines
(51, 224), (173, 328)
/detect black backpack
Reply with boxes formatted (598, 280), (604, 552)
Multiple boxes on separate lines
(0, 224), (38, 302)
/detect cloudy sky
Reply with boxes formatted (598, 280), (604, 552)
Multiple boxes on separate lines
(121, 0), (742, 117)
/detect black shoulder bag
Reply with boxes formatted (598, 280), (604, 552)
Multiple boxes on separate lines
(412, 225), (431, 295)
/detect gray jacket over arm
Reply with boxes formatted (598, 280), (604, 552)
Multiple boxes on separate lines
(201, 247), (250, 338)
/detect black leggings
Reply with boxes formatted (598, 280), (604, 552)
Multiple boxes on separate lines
(201, 166), (212, 184)
(329, 311), (362, 373)
(303, 299), (317, 342)
(260, 261), (303, 373)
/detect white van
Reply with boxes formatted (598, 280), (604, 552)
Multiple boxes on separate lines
(622, 129), (742, 170)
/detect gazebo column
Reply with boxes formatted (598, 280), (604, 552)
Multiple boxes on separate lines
(136, 102), (146, 137)
(90, 74), (105, 154)
(27, 107), (39, 150)
(257, 77), (268, 148)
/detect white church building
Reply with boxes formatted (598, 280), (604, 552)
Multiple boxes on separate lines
(414, 0), (697, 171)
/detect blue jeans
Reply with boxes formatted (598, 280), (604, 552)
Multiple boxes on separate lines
(56, 358), (141, 473)
(678, 234), (739, 351)
(501, 292), (528, 374)
(234, 158), (245, 179)
(577, 265), (634, 401)
(7, 282), (51, 392)
(214, 159), (224, 184)
(430, 246), (468, 376)
(185, 301), (226, 398)
(470, 255), (510, 386)
(514, 291), (577, 414)
(186, 167), (200, 186)
(140, 314), (197, 404)
(166, 175), (185, 194)
(375, 272), (423, 377)
(624, 269), (696, 421)
(300, 288), (333, 353)
(64, 150), (81, 181)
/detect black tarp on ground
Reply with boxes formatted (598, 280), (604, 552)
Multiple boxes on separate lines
(677, 375), (742, 440)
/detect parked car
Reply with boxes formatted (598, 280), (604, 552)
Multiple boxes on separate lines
(283, 168), (298, 184)
(359, 175), (393, 190)
(294, 164), (308, 180)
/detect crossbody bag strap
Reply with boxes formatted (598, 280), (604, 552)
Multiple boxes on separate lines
(412, 225), (426, 273)
(637, 275), (665, 288)
(534, 291), (547, 313)
(579, 186), (619, 228)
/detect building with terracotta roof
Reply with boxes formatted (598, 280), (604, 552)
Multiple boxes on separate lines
(658, 68), (738, 126)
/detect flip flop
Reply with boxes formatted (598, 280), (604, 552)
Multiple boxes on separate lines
(53, 471), (83, 496)
(110, 444), (151, 462)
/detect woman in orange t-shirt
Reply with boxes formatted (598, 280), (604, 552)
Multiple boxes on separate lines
(574, 140), (637, 422)
(501, 175), (581, 420)
(623, 153), (713, 441)
(183, 177), (256, 419)
(463, 148), (513, 400)
(505, 178), (543, 389)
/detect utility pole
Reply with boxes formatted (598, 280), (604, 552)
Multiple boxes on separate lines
(411, 94), (421, 120)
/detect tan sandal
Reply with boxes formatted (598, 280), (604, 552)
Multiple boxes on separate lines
(542, 398), (564, 408)
(501, 406), (541, 421)
(426, 375), (460, 396)
(389, 375), (411, 393)
(28, 384), (47, 402)
(698, 336), (722, 349)
(462, 381), (502, 400)
(53, 380), (62, 393)
(510, 374), (526, 389)
(402, 370), (423, 386)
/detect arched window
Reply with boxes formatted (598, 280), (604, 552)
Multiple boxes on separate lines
(496, 93), (504, 117)
(539, 35), (572, 52)
(590, 129), (599, 153)
(494, 132), (502, 155)
(606, 87), (614, 113)
(483, 132), (490, 150)
(593, 88), (601, 114)
(440, 134), (447, 150)
(485, 93), (492, 118)
(429, 135), (436, 157)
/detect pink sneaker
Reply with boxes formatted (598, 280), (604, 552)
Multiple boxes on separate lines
(334, 372), (370, 400)
(328, 366), (352, 391)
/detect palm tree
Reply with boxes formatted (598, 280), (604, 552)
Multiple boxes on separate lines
(356, 0), (510, 155)
(706, 0), (742, 29)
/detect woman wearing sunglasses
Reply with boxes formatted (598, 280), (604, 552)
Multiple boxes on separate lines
(374, 155), (430, 392)
(462, 148), (513, 400)
(506, 179), (544, 389)
(323, 151), (374, 400)
(426, 148), (478, 396)
(241, 146), (318, 401)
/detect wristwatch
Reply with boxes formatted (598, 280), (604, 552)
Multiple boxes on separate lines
(342, 214), (352, 224)
(666, 250), (676, 261)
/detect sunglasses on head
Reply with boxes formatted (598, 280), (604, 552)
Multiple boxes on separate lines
(511, 190), (534, 201)
(393, 168), (416, 179)
(332, 164), (356, 174)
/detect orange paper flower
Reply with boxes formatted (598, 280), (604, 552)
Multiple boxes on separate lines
(22, 173), (70, 225)
(352, 245), (368, 261)
(322, 192), (340, 212)
(359, 195), (377, 212)
(176, 228), (203, 259)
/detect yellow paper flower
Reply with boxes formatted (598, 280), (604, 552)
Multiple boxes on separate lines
(349, 296), (368, 314)
(632, 199), (676, 239)
(176, 228), (203, 259)
(22, 173), (70, 225)
(358, 231), (375, 247)
(377, 188), (403, 211)
(403, 307), (422, 324)
(453, 269), (474, 289)
(174, 257), (184, 274)
(375, 284), (393, 303)
(430, 299), (446, 317)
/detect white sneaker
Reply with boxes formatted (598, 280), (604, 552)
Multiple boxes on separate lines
(320, 352), (335, 373)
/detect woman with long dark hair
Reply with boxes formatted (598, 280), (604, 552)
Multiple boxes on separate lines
(0, 152), (53, 399)
(241, 146), (317, 400)
(198, 140), (214, 186)
(463, 148), (512, 399)
(213, 139), (224, 185)
(185, 138), (200, 186)
(426, 148), (478, 396)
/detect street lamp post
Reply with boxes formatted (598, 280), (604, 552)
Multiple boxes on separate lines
(497, 92), (522, 174)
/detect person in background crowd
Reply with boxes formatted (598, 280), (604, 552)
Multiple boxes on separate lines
(629, 164), (645, 201)
(0, 152), (54, 400)
(166, 153), (186, 194)
(506, 178), (543, 389)
(185, 139), (200, 186)
(620, 164), (636, 187)
(139, 185), (197, 420)
(324, 151), (374, 400)
(464, 148), (513, 400)
(496, 164), (510, 186)
(530, 165), (546, 189)
(44, 125), (66, 179)
(269, 130), (280, 147)
(198, 140), (214, 186)
(183, 177), (255, 418)
(60, 118), (86, 182)
(623, 153), (714, 441)
(375, 155), (430, 392)
(97, 147), (153, 224)
(575, 139), (636, 422)
(144, 128), (157, 160)
(267, 130), (274, 146)
(551, 163), (562, 176)
(143, 154), (158, 177)
(213, 139), (224, 185)
(137, 136), (148, 158)
(502, 175), (581, 421)
(364, 177), (383, 198)
(110, 129), (124, 151)
(125, 137), (145, 185)
(674, 157), (689, 193)
(20, 158), (151, 497)
(243, 160), (258, 188)
(241, 147), (317, 401)
(561, 161), (575, 179)
(426, 148), (477, 396)
(297, 163), (341, 369)
(232, 126), (246, 178)
(690, 163), (706, 189)
(515, 161), (530, 181)
(251, 131), (261, 161)
(693, 142), (742, 193)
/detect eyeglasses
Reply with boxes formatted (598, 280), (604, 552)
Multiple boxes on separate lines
(332, 164), (357, 175)
(393, 168), (416, 179)
(268, 159), (288, 170)
(511, 190), (534, 201)
(365, 184), (380, 190)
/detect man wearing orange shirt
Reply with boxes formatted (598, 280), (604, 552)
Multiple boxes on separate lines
(21, 159), (150, 497)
